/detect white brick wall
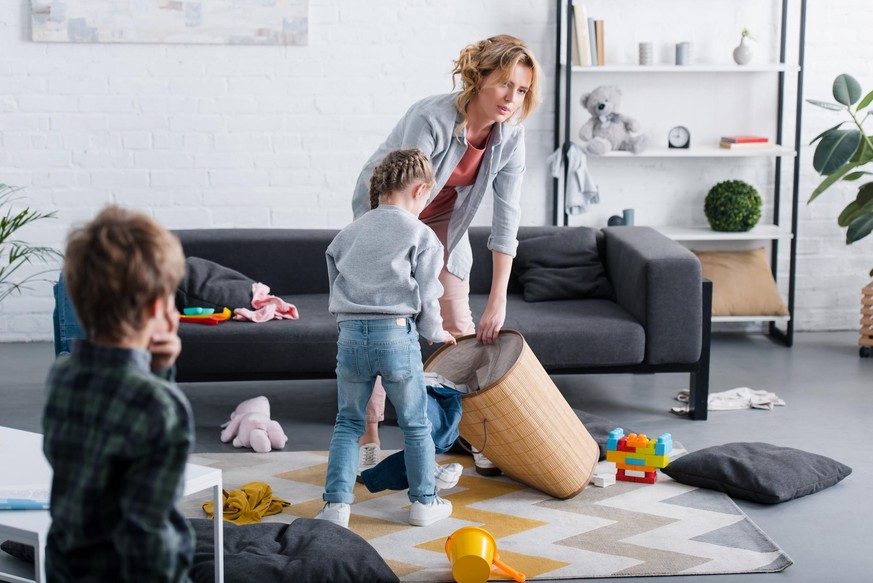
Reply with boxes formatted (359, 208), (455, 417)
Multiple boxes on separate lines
(0, 0), (871, 341)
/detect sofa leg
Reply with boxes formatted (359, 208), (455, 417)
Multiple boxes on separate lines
(688, 280), (712, 420)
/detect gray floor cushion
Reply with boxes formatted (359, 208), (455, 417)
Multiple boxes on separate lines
(191, 518), (399, 583)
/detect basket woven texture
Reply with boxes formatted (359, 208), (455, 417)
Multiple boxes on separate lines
(425, 330), (598, 499)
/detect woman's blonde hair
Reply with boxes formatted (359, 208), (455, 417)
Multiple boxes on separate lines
(369, 149), (435, 209)
(452, 34), (542, 132)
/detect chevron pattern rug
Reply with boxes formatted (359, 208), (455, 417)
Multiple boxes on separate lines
(182, 451), (792, 581)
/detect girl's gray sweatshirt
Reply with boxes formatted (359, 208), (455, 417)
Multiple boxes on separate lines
(326, 205), (447, 342)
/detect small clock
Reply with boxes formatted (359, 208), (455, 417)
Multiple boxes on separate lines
(668, 125), (691, 149)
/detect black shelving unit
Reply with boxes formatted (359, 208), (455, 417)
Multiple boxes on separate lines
(552, 0), (807, 347)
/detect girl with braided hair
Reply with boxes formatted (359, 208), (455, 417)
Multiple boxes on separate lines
(352, 35), (542, 475)
(318, 149), (457, 529)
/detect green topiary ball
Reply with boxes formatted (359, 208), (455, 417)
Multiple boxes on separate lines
(704, 180), (762, 232)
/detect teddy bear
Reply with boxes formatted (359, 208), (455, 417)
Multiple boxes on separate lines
(578, 85), (648, 155)
(220, 395), (288, 453)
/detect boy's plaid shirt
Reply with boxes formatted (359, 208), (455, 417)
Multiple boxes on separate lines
(42, 341), (195, 582)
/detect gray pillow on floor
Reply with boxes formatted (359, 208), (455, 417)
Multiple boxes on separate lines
(190, 518), (398, 583)
(573, 409), (635, 460)
(661, 442), (852, 504)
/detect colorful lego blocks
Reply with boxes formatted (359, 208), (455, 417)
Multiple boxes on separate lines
(606, 428), (672, 484)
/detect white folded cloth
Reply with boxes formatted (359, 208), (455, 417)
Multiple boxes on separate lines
(672, 387), (786, 415)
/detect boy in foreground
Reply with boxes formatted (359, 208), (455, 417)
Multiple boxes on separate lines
(42, 206), (194, 582)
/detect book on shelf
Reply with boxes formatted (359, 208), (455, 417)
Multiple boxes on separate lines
(594, 19), (605, 65)
(719, 140), (774, 150)
(721, 135), (769, 144)
(0, 486), (50, 510)
(587, 17), (597, 67)
(573, 4), (592, 67)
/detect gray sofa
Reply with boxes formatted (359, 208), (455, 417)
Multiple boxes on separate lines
(172, 226), (712, 420)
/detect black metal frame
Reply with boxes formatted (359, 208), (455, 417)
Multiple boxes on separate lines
(554, 0), (806, 348)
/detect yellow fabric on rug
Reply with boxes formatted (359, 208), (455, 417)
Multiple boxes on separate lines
(202, 481), (289, 524)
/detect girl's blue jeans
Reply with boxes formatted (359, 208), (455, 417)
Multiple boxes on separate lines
(324, 318), (435, 505)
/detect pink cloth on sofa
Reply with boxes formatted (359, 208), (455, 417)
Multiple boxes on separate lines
(232, 283), (299, 322)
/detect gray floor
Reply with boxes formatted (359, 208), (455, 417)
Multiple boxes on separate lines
(1, 331), (869, 582)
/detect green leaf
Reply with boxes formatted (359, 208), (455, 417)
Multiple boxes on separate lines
(850, 137), (873, 165)
(809, 121), (848, 145)
(858, 182), (873, 205)
(857, 89), (873, 111)
(844, 171), (873, 181)
(806, 99), (844, 111)
(837, 185), (873, 226)
(833, 74), (862, 106)
(809, 161), (859, 202)
(813, 129), (862, 174)
(846, 212), (873, 243)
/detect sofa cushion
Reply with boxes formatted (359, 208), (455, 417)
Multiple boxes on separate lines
(190, 518), (398, 583)
(470, 295), (645, 368)
(176, 257), (255, 311)
(176, 294), (338, 382)
(513, 227), (614, 302)
(661, 442), (852, 504)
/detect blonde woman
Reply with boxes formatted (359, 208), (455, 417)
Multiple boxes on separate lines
(352, 35), (542, 475)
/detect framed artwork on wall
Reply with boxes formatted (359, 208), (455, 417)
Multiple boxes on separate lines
(30, 0), (308, 45)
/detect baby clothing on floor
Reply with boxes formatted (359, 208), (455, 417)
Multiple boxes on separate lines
(672, 387), (786, 415)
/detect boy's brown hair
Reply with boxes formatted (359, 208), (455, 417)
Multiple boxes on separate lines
(64, 206), (185, 343)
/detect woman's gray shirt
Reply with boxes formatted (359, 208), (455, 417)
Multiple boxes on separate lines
(352, 92), (526, 280)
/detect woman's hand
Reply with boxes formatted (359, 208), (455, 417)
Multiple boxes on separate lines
(477, 251), (512, 344)
(477, 295), (506, 345)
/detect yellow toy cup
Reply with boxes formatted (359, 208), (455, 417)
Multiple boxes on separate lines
(444, 527), (525, 583)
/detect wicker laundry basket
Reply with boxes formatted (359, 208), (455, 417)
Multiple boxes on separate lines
(424, 330), (598, 499)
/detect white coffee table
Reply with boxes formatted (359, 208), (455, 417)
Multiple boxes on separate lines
(0, 427), (223, 583)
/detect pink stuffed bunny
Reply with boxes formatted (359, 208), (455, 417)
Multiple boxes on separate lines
(220, 396), (288, 453)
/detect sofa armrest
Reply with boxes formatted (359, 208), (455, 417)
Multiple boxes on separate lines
(604, 226), (702, 365)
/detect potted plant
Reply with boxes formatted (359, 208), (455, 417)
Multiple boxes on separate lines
(704, 179), (762, 232)
(807, 74), (873, 356)
(0, 184), (61, 303)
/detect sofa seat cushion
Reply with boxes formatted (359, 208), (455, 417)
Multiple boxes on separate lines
(469, 295), (645, 368)
(177, 294), (337, 381)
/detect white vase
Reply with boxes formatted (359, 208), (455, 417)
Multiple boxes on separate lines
(733, 36), (753, 65)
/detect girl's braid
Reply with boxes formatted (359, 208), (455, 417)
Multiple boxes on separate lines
(369, 149), (434, 209)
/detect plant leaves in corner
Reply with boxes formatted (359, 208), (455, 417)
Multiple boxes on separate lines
(846, 212), (873, 244)
(806, 99), (844, 112)
(833, 74), (862, 106)
(837, 183), (873, 226)
(813, 129), (862, 175)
